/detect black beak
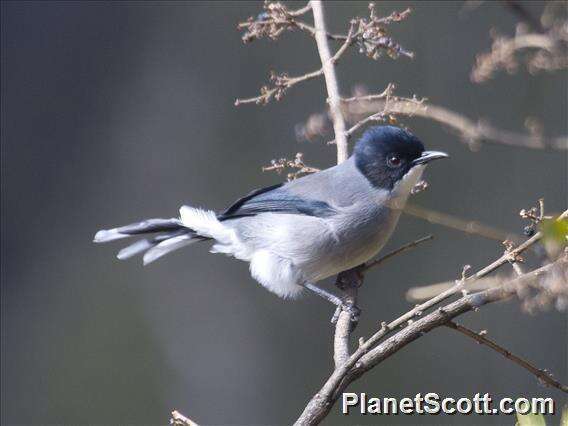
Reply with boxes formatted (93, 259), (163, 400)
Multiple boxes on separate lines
(412, 150), (449, 166)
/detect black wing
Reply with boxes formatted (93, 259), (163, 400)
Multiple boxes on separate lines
(218, 183), (336, 221)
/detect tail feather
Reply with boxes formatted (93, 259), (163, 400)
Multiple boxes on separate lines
(116, 229), (192, 260)
(93, 218), (183, 243)
(117, 239), (154, 260)
(143, 234), (198, 265)
(94, 215), (209, 264)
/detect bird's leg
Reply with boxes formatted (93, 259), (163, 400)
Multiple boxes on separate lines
(304, 282), (343, 305)
(336, 264), (366, 290)
(304, 282), (361, 323)
(332, 266), (365, 328)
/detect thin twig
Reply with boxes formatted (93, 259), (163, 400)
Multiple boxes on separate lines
(170, 410), (200, 426)
(363, 235), (434, 272)
(446, 321), (568, 392)
(404, 204), (522, 243)
(406, 276), (504, 302)
(471, 32), (566, 83)
(287, 3), (312, 17)
(234, 26), (356, 106)
(341, 83), (396, 103)
(234, 69), (323, 106)
(262, 153), (320, 180)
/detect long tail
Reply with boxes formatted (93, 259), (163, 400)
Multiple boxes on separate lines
(93, 217), (209, 265)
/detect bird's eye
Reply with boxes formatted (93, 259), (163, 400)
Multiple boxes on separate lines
(386, 154), (402, 168)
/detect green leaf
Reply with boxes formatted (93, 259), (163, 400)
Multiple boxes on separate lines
(515, 411), (546, 426)
(561, 405), (568, 426)
(539, 218), (568, 258)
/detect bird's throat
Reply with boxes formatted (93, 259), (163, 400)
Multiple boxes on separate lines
(387, 165), (425, 210)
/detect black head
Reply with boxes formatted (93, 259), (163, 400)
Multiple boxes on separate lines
(354, 126), (447, 190)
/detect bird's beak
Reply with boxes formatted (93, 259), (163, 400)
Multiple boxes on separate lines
(412, 150), (449, 166)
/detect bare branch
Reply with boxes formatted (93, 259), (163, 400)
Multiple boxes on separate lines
(296, 255), (568, 424)
(310, 0), (356, 369)
(446, 321), (568, 393)
(342, 95), (568, 150)
(362, 234), (434, 272)
(234, 68), (325, 106)
(238, 2), (312, 43)
(262, 152), (320, 180)
(287, 3), (312, 17)
(353, 4), (414, 60)
(311, 0), (349, 163)
(236, 4), (413, 106)
(471, 1), (567, 82)
(406, 276), (504, 302)
(295, 210), (568, 424)
(170, 410), (200, 426)
(407, 259), (567, 304)
(404, 203), (522, 243)
(471, 32), (567, 83)
(234, 24), (356, 106)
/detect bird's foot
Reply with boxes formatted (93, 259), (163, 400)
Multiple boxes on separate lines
(303, 282), (361, 327)
(331, 299), (361, 326)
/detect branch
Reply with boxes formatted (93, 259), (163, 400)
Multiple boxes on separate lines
(468, 0), (567, 82)
(341, 95), (568, 150)
(170, 410), (200, 426)
(471, 32), (567, 83)
(404, 203), (522, 243)
(446, 321), (568, 393)
(362, 234), (434, 272)
(295, 210), (568, 424)
(237, 2), (348, 44)
(310, 0), (355, 369)
(234, 26), (356, 106)
(311, 0), (349, 163)
(262, 152), (320, 180)
(236, 4), (413, 106)
(406, 276), (504, 302)
(295, 255), (568, 424)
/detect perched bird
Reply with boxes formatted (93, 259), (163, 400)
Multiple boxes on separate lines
(94, 126), (447, 315)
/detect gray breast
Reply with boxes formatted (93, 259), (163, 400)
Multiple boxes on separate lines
(300, 200), (401, 282)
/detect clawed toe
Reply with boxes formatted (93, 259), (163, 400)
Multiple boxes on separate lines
(330, 301), (361, 325)
(345, 303), (361, 321)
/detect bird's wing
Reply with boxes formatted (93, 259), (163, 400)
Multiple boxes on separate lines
(218, 183), (336, 221)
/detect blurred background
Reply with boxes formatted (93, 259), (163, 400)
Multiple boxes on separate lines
(1, 1), (566, 425)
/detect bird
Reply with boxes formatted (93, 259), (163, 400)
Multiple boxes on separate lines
(94, 126), (448, 317)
